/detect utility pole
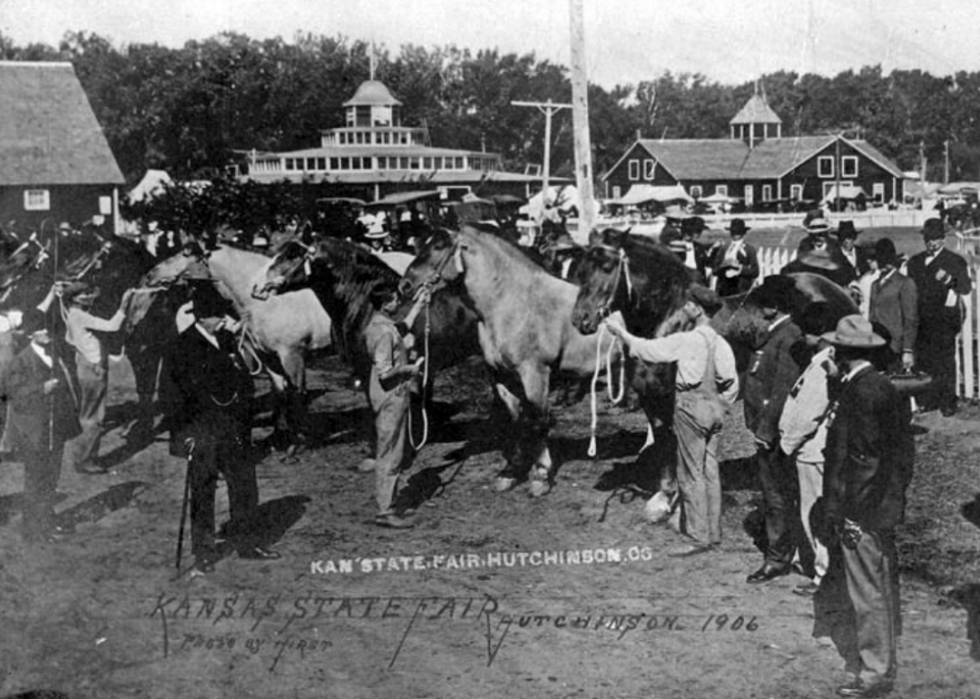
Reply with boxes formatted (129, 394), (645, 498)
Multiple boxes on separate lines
(568, 0), (597, 237)
(944, 139), (950, 185)
(835, 134), (841, 213)
(512, 99), (571, 218)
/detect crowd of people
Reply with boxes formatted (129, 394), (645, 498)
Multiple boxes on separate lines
(0, 212), (973, 697)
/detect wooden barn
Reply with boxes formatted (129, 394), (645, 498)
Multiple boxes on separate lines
(603, 92), (905, 211)
(0, 61), (125, 235)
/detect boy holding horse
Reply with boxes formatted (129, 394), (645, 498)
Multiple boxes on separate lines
(363, 283), (431, 529)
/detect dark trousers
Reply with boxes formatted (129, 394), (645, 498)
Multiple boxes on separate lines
(188, 424), (259, 563)
(916, 326), (958, 411)
(22, 444), (65, 539)
(756, 444), (800, 567)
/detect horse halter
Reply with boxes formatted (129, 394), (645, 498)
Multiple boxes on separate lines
(593, 244), (634, 322)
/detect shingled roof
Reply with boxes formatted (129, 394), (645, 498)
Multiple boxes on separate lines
(0, 61), (124, 187)
(630, 135), (903, 182)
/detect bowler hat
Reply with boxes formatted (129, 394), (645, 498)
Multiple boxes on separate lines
(726, 219), (750, 237)
(921, 218), (946, 240)
(753, 275), (797, 310)
(837, 220), (860, 239)
(806, 216), (833, 234)
(820, 314), (886, 348)
(681, 216), (707, 236)
(686, 284), (722, 316)
(873, 238), (899, 267)
(20, 308), (48, 335)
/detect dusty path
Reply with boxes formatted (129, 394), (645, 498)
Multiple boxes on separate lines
(1, 356), (978, 699)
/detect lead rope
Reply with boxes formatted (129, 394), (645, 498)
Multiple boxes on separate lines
(587, 322), (626, 457)
(236, 322), (265, 377)
(408, 299), (431, 450)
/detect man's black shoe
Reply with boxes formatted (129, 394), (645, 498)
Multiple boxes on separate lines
(238, 546), (282, 561)
(747, 563), (790, 584)
(837, 679), (893, 697)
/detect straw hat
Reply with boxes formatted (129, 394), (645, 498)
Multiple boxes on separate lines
(820, 314), (886, 348)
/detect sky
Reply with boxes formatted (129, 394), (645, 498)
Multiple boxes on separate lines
(1, 0), (979, 88)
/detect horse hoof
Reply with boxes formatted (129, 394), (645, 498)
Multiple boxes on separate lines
(529, 480), (552, 498)
(494, 477), (517, 493)
(644, 492), (672, 523)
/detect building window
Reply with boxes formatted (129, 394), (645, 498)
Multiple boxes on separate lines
(317, 158), (326, 170)
(628, 159), (640, 180)
(715, 185), (728, 197)
(842, 156), (858, 178)
(762, 185), (772, 201)
(285, 159), (295, 171)
(873, 182), (885, 203)
(423, 157), (432, 169)
(410, 158), (420, 170)
(612, 186), (622, 200)
(790, 184), (803, 200)
(690, 185), (703, 199)
(340, 157), (350, 170)
(329, 158), (339, 170)
(643, 160), (656, 180)
(24, 189), (50, 211)
(306, 158), (316, 170)
(818, 156), (834, 178)
(455, 157), (464, 169)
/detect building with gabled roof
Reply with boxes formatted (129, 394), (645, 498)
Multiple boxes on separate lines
(604, 90), (905, 211)
(0, 61), (125, 234)
(239, 77), (541, 203)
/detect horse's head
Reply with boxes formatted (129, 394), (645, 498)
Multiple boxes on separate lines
(252, 239), (315, 299)
(398, 228), (460, 299)
(570, 227), (634, 334)
(142, 242), (207, 287)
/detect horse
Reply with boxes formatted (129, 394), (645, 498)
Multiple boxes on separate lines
(397, 225), (622, 497)
(253, 236), (483, 398)
(571, 227), (858, 518)
(141, 242), (334, 446)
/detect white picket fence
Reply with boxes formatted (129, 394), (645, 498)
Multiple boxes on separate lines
(756, 245), (980, 400)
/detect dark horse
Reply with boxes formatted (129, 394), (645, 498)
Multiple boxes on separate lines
(571, 227), (858, 517)
(396, 226), (621, 497)
(252, 235), (483, 403)
(0, 230), (165, 435)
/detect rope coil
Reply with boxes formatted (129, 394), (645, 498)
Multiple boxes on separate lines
(587, 322), (626, 457)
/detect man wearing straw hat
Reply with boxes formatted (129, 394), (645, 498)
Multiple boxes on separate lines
(817, 314), (913, 698)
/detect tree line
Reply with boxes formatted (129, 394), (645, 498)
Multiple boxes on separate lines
(4, 30), (980, 187)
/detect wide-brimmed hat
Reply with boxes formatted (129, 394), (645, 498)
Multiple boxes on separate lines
(921, 217), (946, 240)
(873, 238), (899, 267)
(686, 284), (722, 316)
(837, 220), (860, 239)
(62, 280), (96, 302)
(178, 261), (212, 282)
(805, 216), (832, 235)
(726, 219), (750, 236)
(798, 248), (839, 271)
(820, 314), (886, 348)
(364, 228), (389, 240)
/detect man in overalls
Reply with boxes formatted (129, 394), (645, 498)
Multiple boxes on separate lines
(604, 285), (739, 556)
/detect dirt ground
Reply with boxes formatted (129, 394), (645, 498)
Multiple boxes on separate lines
(1, 352), (979, 699)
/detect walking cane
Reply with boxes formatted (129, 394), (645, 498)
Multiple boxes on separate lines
(175, 438), (194, 572)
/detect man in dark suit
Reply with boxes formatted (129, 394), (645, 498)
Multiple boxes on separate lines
(744, 276), (806, 583)
(819, 315), (914, 698)
(165, 266), (280, 576)
(906, 218), (972, 415)
(831, 221), (870, 283)
(710, 219), (759, 296)
(868, 239), (918, 373)
(2, 309), (80, 542)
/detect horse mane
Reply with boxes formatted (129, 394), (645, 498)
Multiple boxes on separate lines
(617, 231), (696, 336)
(300, 237), (403, 368)
(459, 224), (553, 277)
